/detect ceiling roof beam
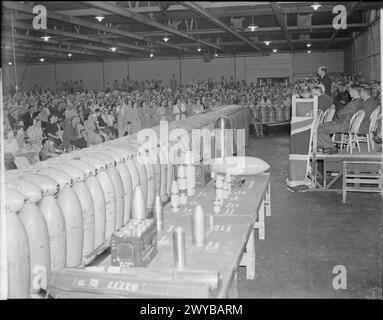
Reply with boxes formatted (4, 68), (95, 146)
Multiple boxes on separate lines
(270, 2), (294, 52)
(181, 1), (263, 53)
(3, 1), (147, 52)
(3, 1), (192, 54)
(2, 32), (100, 56)
(85, 1), (220, 50)
(111, 22), (367, 37)
(2, 19), (143, 57)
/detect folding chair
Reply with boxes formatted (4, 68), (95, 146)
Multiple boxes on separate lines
(357, 107), (381, 152)
(333, 110), (365, 153)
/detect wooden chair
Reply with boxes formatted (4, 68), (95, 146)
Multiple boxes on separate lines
(357, 107), (381, 152)
(333, 110), (365, 153)
(342, 161), (383, 203)
(320, 106), (335, 124)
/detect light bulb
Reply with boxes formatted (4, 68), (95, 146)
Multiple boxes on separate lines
(68, 53), (72, 57)
(41, 35), (51, 42)
(197, 48), (202, 52)
(150, 53), (154, 58)
(95, 15), (105, 22)
(310, 4), (322, 11)
(272, 49), (278, 53)
(163, 36), (170, 42)
(110, 47), (117, 52)
(306, 43), (312, 48)
(39, 58), (45, 62)
(307, 50), (311, 54)
(264, 41), (271, 46)
(8, 61), (12, 66)
(247, 25), (258, 32)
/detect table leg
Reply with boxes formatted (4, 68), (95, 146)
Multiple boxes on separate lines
(265, 183), (271, 217)
(256, 201), (265, 240)
(245, 229), (256, 279)
(227, 270), (239, 298)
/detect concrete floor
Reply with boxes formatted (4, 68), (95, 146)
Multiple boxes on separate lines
(238, 133), (382, 299)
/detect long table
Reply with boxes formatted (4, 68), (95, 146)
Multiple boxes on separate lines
(96, 172), (271, 298)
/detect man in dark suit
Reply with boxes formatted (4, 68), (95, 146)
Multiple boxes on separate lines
(312, 85), (332, 112)
(317, 85), (363, 154)
(21, 105), (37, 131)
(334, 83), (351, 113)
(359, 86), (378, 135)
(317, 66), (332, 97)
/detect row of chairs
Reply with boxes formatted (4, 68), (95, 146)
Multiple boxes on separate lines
(332, 106), (381, 153)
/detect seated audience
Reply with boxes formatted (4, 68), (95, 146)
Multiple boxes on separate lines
(317, 85), (363, 154)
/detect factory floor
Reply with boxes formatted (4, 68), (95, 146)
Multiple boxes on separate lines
(237, 133), (382, 299)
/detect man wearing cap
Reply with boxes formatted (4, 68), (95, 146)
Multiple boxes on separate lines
(317, 66), (332, 97)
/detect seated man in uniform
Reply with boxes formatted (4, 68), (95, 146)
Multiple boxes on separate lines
(317, 85), (363, 155)
(359, 86), (378, 135)
(312, 85), (332, 112)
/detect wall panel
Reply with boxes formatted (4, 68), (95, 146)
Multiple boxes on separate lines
(56, 62), (103, 90)
(104, 61), (129, 87)
(244, 53), (293, 82)
(129, 59), (180, 85)
(293, 52), (344, 77)
(180, 57), (235, 84)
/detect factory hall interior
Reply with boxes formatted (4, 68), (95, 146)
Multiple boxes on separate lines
(0, 1), (382, 301)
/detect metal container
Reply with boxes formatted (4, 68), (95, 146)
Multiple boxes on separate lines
(173, 227), (186, 270)
(153, 195), (164, 232)
(192, 205), (206, 247)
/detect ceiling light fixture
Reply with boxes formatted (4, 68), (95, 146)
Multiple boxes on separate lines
(110, 47), (117, 52)
(264, 41), (271, 46)
(247, 25), (258, 32)
(39, 58), (45, 62)
(306, 43), (312, 48)
(41, 35), (51, 42)
(310, 3), (322, 11)
(247, 16), (258, 32)
(95, 15), (105, 22)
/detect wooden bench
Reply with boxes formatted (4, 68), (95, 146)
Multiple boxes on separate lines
(342, 161), (383, 203)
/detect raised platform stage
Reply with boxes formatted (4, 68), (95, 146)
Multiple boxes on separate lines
(311, 149), (382, 192)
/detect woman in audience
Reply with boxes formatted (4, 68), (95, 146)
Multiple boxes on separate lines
(84, 113), (104, 145)
(26, 117), (44, 152)
(43, 114), (63, 147)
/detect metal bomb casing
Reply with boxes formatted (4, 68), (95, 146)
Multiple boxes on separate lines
(33, 167), (84, 268)
(192, 205), (206, 247)
(173, 227), (186, 270)
(4, 177), (50, 294)
(131, 185), (147, 221)
(15, 172), (67, 271)
(4, 187), (30, 298)
(153, 195), (164, 232)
